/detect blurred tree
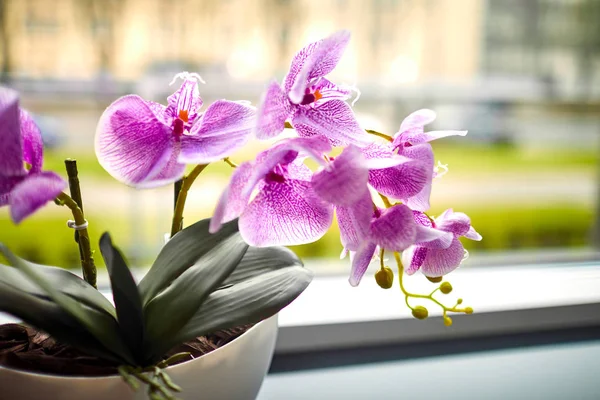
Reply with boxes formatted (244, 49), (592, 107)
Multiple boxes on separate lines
(74, 0), (124, 81)
(0, 0), (12, 84)
(578, 0), (600, 101)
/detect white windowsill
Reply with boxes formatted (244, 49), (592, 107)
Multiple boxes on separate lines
(275, 262), (600, 353)
(2, 261), (600, 355)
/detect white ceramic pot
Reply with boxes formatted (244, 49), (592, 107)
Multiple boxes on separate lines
(0, 315), (278, 400)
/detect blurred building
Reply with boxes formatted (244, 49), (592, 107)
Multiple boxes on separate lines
(0, 0), (598, 148)
(484, 0), (600, 100)
(0, 0), (482, 83)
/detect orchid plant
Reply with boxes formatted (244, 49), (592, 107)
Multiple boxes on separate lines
(0, 30), (481, 398)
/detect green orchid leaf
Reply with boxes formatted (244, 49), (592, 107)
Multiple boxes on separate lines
(0, 281), (123, 363)
(153, 265), (312, 359)
(0, 262), (116, 318)
(0, 244), (136, 365)
(138, 218), (240, 305)
(220, 246), (303, 287)
(99, 233), (146, 364)
(144, 232), (248, 351)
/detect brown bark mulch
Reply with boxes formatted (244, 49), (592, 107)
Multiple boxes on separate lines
(0, 323), (251, 377)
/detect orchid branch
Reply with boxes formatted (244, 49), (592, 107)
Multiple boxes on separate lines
(170, 164), (209, 237)
(63, 159), (97, 288)
(55, 191), (97, 288)
(223, 157), (238, 168)
(392, 251), (472, 325)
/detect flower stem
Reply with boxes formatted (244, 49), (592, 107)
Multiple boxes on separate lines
(64, 160), (86, 272)
(56, 191), (97, 288)
(170, 164), (209, 237)
(223, 157), (238, 168)
(173, 179), (183, 212)
(393, 252), (470, 318)
(365, 129), (393, 142)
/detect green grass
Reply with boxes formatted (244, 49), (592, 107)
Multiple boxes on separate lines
(433, 142), (597, 175)
(0, 214), (121, 269)
(5, 141), (595, 269)
(42, 141), (598, 184)
(291, 204), (595, 259)
(42, 149), (235, 180)
(1, 204), (593, 269)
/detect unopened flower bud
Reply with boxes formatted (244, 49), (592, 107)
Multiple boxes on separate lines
(412, 306), (428, 320)
(375, 267), (394, 289)
(465, 307), (473, 314)
(456, 298), (463, 305)
(443, 316), (453, 327)
(440, 282), (453, 294)
(426, 276), (443, 283)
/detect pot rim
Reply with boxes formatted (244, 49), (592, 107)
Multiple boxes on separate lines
(0, 315), (277, 381)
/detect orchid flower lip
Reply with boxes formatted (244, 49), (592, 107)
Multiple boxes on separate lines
(169, 71), (206, 86)
(346, 83), (361, 107)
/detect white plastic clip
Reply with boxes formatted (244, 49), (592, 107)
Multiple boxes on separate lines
(67, 219), (89, 231)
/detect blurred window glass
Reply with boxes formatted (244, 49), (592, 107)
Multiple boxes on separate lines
(0, 0), (598, 272)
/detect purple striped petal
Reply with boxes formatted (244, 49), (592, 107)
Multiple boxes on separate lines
(364, 143), (428, 199)
(239, 178), (333, 246)
(435, 208), (453, 221)
(435, 210), (471, 236)
(402, 142), (434, 166)
(413, 210), (433, 227)
(368, 163), (428, 200)
(0, 176), (21, 206)
(312, 78), (352, 105)
(9, 172), (66, 224)
(420, 237), (465, 277)
(402, 143), (434, 211)
(405, 181), (432, 212)
(0, 88), (25, 178)
(179, 100), (255, 164)
(210, 161), (254, 234)
(417, 229), (454, 249)
(337, 189), (373, 252)
(95, 95), (174, 187)
(147, 101), (171, 126)
(304, 30), (351, 83)
(137, 141), (186, 189)
(243, 136), (331, 199)
(399, 109), (436, 132)
(370, 204), (416, 252)
(412, 211), (453, 249)
(415, 225), (453, 246)
(465, 226), (483, 241)
(349, 241), (377, 287)
(19, 110), (44, 173)
(402, 245), (428, 275)
(361, 140), (416, 169)
(364, 155), (416, 170)
(256, 81), (292, 140)
(393, 109), (435, 147)
(395, 110), (467, 146)
(420, 130), (468, 143)
(292, 100), (372, 148)
(284, 30), (351, 95)
(167, 77), (203, 124)
(312, 145), (368, 206)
